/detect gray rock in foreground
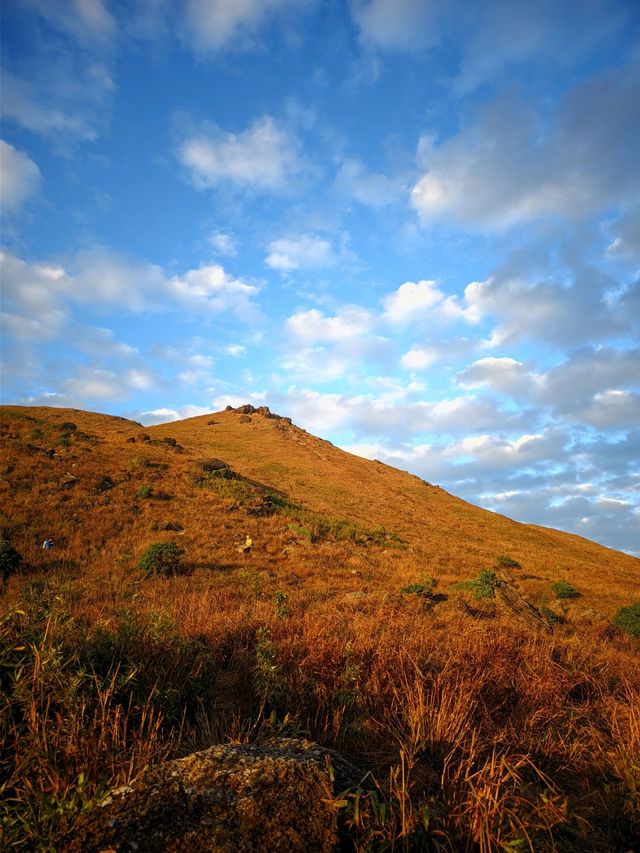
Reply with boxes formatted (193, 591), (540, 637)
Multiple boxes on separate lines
(65, 738), (355, 852)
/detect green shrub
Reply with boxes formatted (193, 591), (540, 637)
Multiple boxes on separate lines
(552, 580), (580, 599)
(452, 570), (497, 599)
(135, 485), (152, 499)
(538, 605), (561, 626)
(612, 603), (640, 638)
(496, 555), (522, 569)
(402, 577), (437, 597)
(473, 570), (497, 599)
(139, 542), (184, 577)
(0, 538), (22, 582)
(287, 522), (313, 541)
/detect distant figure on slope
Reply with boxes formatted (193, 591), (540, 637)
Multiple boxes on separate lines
(237, 535), (252, 555)
(42, 539), (54, 550)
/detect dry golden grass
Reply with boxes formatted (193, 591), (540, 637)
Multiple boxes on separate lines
(1, 404), (639, 850)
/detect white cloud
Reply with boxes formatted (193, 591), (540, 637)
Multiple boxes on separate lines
(225, 344), (246, 357)
(457, 356), (540, 397)
(139, 404), (212, 425)
(382, 279), (442, 324)
(580, 390), (640, 429)
(1, 249), (262, 330)
(400, 346), (441, 370)
(25, 0), (116, 43)
(335, 158), (403, 207)
(180, 116), (305, 192)
(286, 306), (373, 342)
(183, 0), (309, 53)
(1, 72), (97, 141)
(350, 0), (438, 51)
(266, 234), (335, 270)
(209, 230), (238, 257)
(462, 268), (626, 348)
(0, 141), (41, 212)
(412, 67), (640, 228)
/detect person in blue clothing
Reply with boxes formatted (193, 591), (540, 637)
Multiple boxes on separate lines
(42, 539), (54, 550)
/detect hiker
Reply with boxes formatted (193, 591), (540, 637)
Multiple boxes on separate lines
(42, 538), (54, 550)
(237, 535), (252, 554)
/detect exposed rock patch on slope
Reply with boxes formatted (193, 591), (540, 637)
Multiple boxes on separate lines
(67, 739), (356, 852)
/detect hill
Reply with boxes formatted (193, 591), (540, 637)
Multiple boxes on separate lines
(1, 403), (639, 850)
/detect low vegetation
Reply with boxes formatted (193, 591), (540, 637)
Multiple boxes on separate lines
(1, 404), (639, 851)
(613, 602), (640, 638)
(552, 580), (581, 599)
(138, 542), (184, 577)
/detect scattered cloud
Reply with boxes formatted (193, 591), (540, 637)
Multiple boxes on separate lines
(335, 158), (403, 207)
(266, 234), (335, 270)
(179, 116), (306, 193)
(412, 66), (640, 228)
(24, 0), (116, 44)
(0, 140), (41, 212)
(350, 0), (439, 52)
(183, 0), (310, 53)
(209, 230), (238, 257)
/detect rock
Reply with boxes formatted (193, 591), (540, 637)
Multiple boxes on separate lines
(238, 415), (252, 423)
(200, 458), (228, 473)
(59, 472), (78, 488)
(138, 433), (151, 442)
(66, 739), (354, 852)
(494, 578), (550, 631)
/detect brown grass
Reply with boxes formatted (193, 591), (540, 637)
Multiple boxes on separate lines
(1, 404), (639, 850)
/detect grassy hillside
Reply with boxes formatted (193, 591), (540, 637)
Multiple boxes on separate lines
(1, 404), (639, 850)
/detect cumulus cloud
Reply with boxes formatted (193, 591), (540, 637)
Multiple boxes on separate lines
(350, 0), (439, 52)
(286, 306), (373, 342)
(412, 66), (640, 228)
(183, 0), (309, 53)
(382, 278), (478, 325)
(179, 116), (305, 192)
(266, 234), (335, 270)
(0, 141), (41, 212)
(458, 357), (540, 398)
(1, 249), (262, 344)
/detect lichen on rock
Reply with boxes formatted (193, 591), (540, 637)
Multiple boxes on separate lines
(66, 739), (354, 852)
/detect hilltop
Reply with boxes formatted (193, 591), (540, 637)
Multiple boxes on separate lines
(1, 403), (637, 616)
(1, 404), (639, 851)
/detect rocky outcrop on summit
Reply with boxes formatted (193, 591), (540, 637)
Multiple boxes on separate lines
(67, 739), (356, 852)
(226, 404), (292, 424)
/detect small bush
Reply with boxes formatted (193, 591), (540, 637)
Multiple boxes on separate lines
(60, 422), (77, 432)
(135, 485), (152, 499)
(452, 570), (497, 599)
(612, 603), (640, 638)
(402, 577), (437, 597)
(0, 538), (22, 582)
(496, 555), (522, 569)
(139, 542), (184, 578)
(552, 580), (580, 600)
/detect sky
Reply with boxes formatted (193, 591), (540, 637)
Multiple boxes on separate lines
(1, 0), (639, 555)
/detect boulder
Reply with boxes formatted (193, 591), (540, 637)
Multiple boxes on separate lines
(66, 739), (354, 852)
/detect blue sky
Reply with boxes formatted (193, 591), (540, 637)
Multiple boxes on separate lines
(1, 0), (639, 554)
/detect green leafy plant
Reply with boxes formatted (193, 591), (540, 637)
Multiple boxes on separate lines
(274, 589), (289, 619)
(401, 577), (437, 597)
(135, 485), (152, 499)
(0, 537), (22, 582)
(138, 541), (184, 577)
(452, 569), (498, 599)
(552, 580), (580, 600)
(612, 603), (640, 638)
